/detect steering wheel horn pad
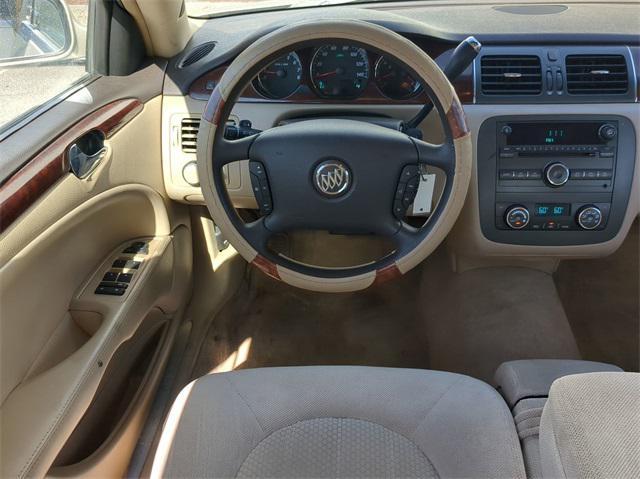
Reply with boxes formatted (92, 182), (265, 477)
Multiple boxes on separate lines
(197, 19), (472, 292)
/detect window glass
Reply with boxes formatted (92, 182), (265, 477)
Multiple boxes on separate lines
(0, 0), (90, 133)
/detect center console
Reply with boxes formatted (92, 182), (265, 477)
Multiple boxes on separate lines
(478, 115), (636, 246)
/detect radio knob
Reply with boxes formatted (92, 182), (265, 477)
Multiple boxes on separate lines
(501, 125), (513, 136)
(545, 162), (570, 187)
(505, 206), (530, 230)
(577, 205), (603, 230)
(598, 124), (617, 141)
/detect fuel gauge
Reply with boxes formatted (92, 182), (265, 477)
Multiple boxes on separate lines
(374, 56), (422, 100)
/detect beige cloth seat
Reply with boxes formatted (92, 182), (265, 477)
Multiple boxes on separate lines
(151, 366), (526, 478)
(540, 372), (640, 479)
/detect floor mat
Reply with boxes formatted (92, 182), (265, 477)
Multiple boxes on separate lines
(419, 252), (580, 382)
(555, 220), (639, 372)
(192, 266), (429, 379)
(193, 249), (583, 383)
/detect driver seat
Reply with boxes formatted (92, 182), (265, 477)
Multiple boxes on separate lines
(151, 366), (526, 478)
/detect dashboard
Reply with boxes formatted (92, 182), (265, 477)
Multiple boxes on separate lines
(161, 1), (640, 263)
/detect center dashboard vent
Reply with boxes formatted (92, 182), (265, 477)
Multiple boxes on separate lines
(481, 55), (542, 95)
(566, 55), (629, 95)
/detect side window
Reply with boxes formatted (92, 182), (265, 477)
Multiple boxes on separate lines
(0, 0), (91, 133)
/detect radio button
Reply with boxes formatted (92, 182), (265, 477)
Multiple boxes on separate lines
(545, 162), (570, 187)
(499, 170), (514, 179)
(527, 170), (542, 180)
(585, 170), (598, 179)
(571, 170), (585, 179)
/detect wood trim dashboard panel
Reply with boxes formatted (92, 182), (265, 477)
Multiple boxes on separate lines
(189, 45), (473, 105)
(0, 98), (143, 234)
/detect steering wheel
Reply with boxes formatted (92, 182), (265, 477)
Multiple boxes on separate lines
(197, 20), (472, 292)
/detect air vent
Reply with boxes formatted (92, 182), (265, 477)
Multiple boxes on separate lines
(179, 42), (216, 68)
(481, 55), (542, 95)
(180, 117), (237, 153)
(566, 55), (628, 95)
(180, 118), (200, 153)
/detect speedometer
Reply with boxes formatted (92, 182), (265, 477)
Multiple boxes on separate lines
(310, 44), (369, 99)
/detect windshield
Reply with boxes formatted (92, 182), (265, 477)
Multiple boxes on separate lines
(186, 0), (363, 18)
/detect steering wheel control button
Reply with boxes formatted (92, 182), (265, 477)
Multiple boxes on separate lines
(545, 162), (570, 187)
(505, 206), (530, 230)
(313, 160), (351, 198)
(577, 206), (603, 230)
(394, 165), (420, 219)
(249, 161), (273, 214)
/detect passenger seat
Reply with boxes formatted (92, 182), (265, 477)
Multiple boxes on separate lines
(495, 359), (640, 479)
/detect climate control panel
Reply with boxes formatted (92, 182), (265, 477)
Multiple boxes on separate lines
(477, 115), (635, 246)
(498, 203), (609, 231)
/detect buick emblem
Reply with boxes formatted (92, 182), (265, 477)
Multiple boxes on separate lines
(314, 160), (351, 197)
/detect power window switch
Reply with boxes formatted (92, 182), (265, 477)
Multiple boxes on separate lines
(124, 260), (141, 269)
(118, 273), (134, 283)
(103, 272), (118, 282)
(123, 241), (149, 254)
(95, 284), (126, 296)
(113, 258), (128, 268)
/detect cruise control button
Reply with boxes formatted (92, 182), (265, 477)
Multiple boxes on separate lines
(393, 200), (405, 219)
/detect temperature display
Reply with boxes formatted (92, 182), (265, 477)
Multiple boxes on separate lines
(534, 203), (571, 217)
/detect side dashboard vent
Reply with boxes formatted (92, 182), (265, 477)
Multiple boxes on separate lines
(180, 117), (237, 153)
(179, 42), (216, 68)
(180, 118), (200, 153)
(481, 55), (542, 95)
(566, 55), (628, 95)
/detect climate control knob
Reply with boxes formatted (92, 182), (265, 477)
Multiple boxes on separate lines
(577, 205), (603, 230)
(598, 124), (617, 141)
(505, 206), (530, 230)
(545, 162), (570, 187)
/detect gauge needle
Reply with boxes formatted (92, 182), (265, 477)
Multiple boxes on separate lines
(315, 70), (338, 78)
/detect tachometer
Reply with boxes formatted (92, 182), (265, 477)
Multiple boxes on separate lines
(374, 56), (422, 100)
(256, 52), (302, 99)
(310, 44), (369, 99)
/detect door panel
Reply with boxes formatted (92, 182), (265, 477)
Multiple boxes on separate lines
(1, 82), (192, 477)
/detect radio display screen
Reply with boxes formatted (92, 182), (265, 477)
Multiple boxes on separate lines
(506, 123), (604, 145)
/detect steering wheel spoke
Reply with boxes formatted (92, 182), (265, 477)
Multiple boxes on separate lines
(241, 217), (273, 250)
(213, 134), (259, 167)
(412, 139), (455, 176)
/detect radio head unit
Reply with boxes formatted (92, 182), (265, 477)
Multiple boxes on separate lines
(477, 115), (635, 246)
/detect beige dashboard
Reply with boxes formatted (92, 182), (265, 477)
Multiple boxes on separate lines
(161, 92), (639, 267)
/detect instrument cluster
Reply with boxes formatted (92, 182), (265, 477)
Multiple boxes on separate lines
(252, 43), (423, 101)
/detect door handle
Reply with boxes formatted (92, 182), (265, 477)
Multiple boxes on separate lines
(69, 130), (106, 179)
